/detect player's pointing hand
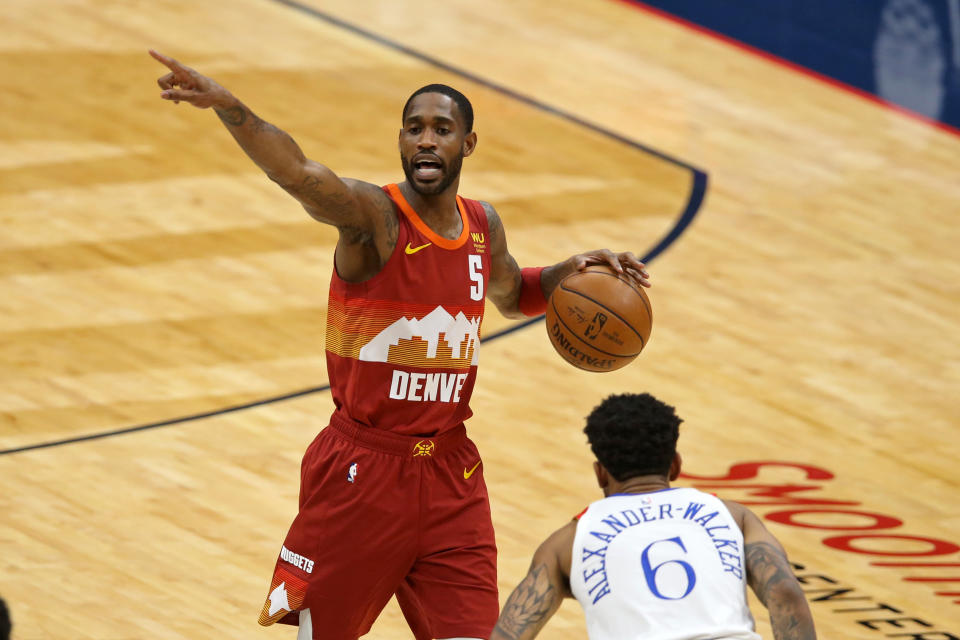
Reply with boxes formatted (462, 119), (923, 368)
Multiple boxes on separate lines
(149, 49), (230, 109)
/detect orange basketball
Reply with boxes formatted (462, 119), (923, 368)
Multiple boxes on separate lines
(545, 265), (652, 372)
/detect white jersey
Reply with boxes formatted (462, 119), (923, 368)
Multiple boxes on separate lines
(570, 487), (761, 640)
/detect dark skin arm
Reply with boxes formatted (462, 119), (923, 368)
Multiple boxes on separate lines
(149, 50), (396, 282)
(491, 521), (576, 640)
(481, 201), (651, 319)
(725, 500), (818, 640)
(151, 51), (649, 296)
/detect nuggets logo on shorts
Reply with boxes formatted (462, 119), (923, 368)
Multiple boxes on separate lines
(412, 439), (436, 457)
(258, 565), (308, 626)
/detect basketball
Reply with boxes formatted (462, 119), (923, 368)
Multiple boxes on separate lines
(545, 265), (652, 372)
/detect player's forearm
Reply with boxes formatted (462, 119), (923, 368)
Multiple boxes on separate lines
(489, 263), (547, 319)
(489, 275), (526, 319)
(491, 564), (560, 640)
(746, 541), (817, 640)
(211, 95), (308, 186)
(540, 261), (577, 299)
(768, 584), (817, 640)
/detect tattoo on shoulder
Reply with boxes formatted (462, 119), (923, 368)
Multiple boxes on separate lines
(494, 564), (556, 640)
(481, 201), (503, 238)
(745, 541), (794, 605)
(215, 105), (247, 127)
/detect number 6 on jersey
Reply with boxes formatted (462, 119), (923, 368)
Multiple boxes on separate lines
(641, 536), (697, 600)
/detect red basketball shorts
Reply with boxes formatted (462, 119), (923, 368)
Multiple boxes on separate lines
(258, 411), (498, 639)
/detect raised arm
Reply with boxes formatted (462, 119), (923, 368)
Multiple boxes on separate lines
(491, 521), (575, 640)
(149, 50), (385, 233)
(482, 201), (651, 319)
(726, 501), (817, 640)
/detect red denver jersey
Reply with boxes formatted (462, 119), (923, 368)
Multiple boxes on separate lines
(325, 184), (491, 437)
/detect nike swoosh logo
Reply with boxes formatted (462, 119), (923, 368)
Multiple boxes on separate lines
(405, 242), (432, 255)
(463, 461), (481, 479)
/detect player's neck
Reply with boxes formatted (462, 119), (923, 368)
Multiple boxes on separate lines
(604, 474), (671, 497)
(398, 180), (461, 229)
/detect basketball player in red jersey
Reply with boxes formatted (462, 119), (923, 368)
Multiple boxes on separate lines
(150, 50), (650, 640)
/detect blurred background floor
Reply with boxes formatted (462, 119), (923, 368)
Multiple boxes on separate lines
(1, 0), (958, 637)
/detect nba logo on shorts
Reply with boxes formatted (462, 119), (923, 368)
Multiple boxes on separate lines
(347, 462), (358, 483)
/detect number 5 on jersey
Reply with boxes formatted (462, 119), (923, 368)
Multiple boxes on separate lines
(469, 255), (484, 301)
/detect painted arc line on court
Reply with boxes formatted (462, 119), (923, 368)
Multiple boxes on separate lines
(0, 6), (709, 457)
(268, 0), (705, 172)
(0, 184), (703, 458)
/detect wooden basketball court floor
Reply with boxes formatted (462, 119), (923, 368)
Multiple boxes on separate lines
(1, 0), (958, 637)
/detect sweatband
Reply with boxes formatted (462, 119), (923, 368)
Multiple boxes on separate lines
(518, 266), (547, 316)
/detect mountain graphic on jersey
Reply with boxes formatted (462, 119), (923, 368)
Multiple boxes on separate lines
(258, 566), (307, 626)
(359, 305), (481, 367)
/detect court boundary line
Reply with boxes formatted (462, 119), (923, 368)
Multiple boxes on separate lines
(618, 0), (960, 139)
(0, 3), (708, 457)
(267, 0), (704, 171)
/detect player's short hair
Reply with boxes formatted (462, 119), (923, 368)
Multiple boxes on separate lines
(583, 393), (682, 481)
(402, 84), (474, 133)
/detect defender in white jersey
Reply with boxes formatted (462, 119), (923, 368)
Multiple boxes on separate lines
(492, 393), (816, 640)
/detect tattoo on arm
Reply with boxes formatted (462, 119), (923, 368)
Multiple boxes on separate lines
(480, 201), (523, 311)
(746, 542), (817, 640)
(494, 564), (556, 640)
(485, 201), (503, 243)
(215, 105), (247, 126)
(380, 196), (398, 247)
(296, 175), (356, 221)
(250, 112), (288, 137)
(745, 541), (794, 606)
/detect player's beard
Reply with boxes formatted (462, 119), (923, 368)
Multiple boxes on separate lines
(401, 151), (464, 196)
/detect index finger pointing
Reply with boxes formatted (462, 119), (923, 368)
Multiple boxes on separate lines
(149, 49), (185, 72)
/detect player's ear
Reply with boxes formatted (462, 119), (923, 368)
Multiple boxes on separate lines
(462, 131), (477, 157)
(593, 461), (608, 489)
(668, 452), (682, 481)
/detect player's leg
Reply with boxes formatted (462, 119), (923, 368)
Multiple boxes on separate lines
(258, 422), (419, 639)
(403, 435), (499, 639)
(395, 582), (434, 640)
(396, 585), (487, 640)
(297, 610), (312, 640)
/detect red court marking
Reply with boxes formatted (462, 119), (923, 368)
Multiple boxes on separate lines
(935, 591), (960, 596)
(615, 0), (960, 139)
(903, 576), (960, 582)
(872, 562), (960, 567)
